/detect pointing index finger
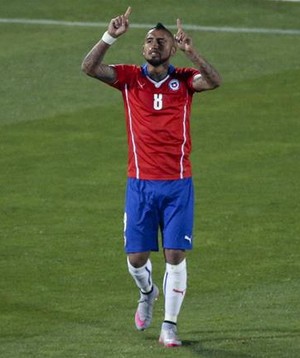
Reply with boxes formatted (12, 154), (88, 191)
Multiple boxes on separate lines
(177, 18), (183, 31)
(124, 6), (132, 19)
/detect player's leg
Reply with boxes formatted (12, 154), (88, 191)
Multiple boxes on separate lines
(127, 252), (152, 293)
(127, 252), (159, 330)
(124, 178), (160, 330)
(159, 178), (194, 347)
(159, 249), (186, 347)
(163, 249), (187, 324)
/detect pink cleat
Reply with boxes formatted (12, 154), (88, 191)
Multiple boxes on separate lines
(159, 322), (182, 348)
(134, 284), (159, 331)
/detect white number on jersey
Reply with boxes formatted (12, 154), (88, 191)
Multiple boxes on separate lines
(153, 94), (163, 110)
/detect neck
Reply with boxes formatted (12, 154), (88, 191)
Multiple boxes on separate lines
(146, 62), (170, 82)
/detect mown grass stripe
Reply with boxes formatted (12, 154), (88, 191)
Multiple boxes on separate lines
(0, 18), (300, 35)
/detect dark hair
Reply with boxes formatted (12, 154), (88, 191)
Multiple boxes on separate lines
(149, 22), (174, 39)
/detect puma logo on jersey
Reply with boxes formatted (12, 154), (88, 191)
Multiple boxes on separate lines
(137, 80), (145, 89)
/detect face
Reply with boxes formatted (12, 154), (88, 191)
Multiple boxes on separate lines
(142, 29), (176, 67)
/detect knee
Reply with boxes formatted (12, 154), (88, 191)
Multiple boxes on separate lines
(128, 252), (150, 268)
(164, 249), (185, 265)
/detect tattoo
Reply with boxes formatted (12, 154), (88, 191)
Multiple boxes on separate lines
(186, 50), (221, 90)
(82, 41), (116, 83)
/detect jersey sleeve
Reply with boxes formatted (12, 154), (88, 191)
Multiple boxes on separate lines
(108, 64), (137, 91)
(177, 68), (202, 93)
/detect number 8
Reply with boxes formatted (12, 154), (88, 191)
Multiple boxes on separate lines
(153, 94), (163, 110)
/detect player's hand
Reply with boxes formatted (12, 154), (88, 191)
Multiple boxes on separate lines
(107, 7), (131, 38)
(175, 19), (193, 52)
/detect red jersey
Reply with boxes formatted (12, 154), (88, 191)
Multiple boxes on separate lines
(109, 64), (201, 180)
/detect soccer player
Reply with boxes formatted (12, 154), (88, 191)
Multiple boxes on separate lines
(82, 7), (221, 347)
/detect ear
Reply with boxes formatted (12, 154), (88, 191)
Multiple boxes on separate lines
(171, 45), (177, 57)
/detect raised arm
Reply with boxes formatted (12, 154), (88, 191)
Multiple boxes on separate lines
(175, 19), (222, 91)
(81, 7), (132, 83)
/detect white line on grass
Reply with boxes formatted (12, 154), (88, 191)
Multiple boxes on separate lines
(0, 18), (300, 35)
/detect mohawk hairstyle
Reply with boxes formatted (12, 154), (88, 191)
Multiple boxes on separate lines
(153, 22), (168, 31)
(149, 22), (174, 40)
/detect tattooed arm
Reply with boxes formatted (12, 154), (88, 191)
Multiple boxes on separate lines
(81, 7), (131, 83)
(175, 19), (222, 91)
(81, 41), (116, 83)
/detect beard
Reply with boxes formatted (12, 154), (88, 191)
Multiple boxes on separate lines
(145, 53), (169, 67)
(146, 58), (164, 67)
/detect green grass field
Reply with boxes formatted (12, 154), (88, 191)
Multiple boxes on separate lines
(1, 0), (300, 357)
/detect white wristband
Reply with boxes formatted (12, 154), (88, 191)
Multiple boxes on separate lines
(101, 31), (117, 45)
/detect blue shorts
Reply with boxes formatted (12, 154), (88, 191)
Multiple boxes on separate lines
(124, 178), (194, 253)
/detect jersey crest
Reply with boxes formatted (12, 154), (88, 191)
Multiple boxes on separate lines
(169, 79), (180, 91)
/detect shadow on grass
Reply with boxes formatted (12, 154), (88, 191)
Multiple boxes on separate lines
(183, 339), (253, 358)
(144, 334), (253, 357)
(182, 328), (300, 357)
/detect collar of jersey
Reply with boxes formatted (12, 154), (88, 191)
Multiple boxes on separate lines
(141, 64), (175, 87)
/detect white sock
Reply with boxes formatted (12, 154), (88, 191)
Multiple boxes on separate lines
(163, 259), (187, 323)
(127, 258), (153, 294)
